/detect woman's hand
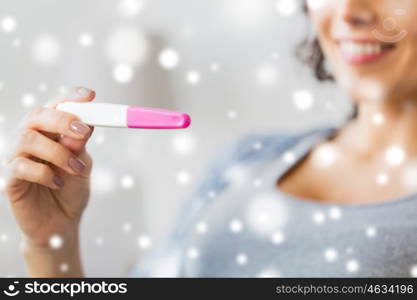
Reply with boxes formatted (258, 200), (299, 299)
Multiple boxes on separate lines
(4, 86), (96, 276)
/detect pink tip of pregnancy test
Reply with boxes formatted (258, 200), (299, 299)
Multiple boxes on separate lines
(127, 106), (191, 129)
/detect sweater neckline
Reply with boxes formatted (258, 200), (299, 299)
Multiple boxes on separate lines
(267, 126), (417, 210)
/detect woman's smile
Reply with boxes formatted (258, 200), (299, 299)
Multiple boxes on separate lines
(337, 38), (397, 65)
(308, 0), (417, 103)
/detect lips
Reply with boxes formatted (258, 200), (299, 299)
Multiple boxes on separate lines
(337, 40), (396, 65)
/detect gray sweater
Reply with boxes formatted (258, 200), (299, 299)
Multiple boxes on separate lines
(131, 126), (417, 277)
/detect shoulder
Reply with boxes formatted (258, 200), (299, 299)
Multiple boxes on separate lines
(222, 125), (337, 165)
(196, 125), (337, 194)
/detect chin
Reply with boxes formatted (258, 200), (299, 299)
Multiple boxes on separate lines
(333, 71), (391, 103)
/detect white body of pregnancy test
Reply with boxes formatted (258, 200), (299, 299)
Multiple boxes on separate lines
(56, 102), (191, 129)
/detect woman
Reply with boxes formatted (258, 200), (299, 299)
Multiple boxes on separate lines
(5, 0), (417, 277)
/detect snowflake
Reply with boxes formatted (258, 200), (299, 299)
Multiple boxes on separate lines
(0, 177), (6, 192)
(38, 83), (48, 92)
(410, 265), (417, 277)
(118, 0), (144, 17)
(176, 170), (191, 185)
(224, 0), (268, 29)
(401, 161), (417, 190)
(385, 145), (405, 167)
(106, 27), (148, 65)
(324, 101), (334, 110)
(95, 237), (104, 246)
(0, 233), (8, 243)
(257, 268), (281, 278)
(113, 64), (134, 84)
(171, 133), (195, 155)
(21, 93), (36, 107)
(271, 52), (280, 60)
(49, 235), (64, 250)
(122, 223), (133, 233)
(229, 219), (244, 233)
(94, 133), (106, 145)
(186, 70), (201, 85)
(312, 211), (326, 224)
(159, 49), (180, 70)
(137, 235), (152, 249)
(210, 63), (220, 72)
(324, 248), (338, 262)
(196, 222), (208, 234)
(372, 113), (385, 125)
(253, 141), (263, 151)
(282, 151), (296, 164)
(253, 178), (263, 188)
(60, 263), (69, 273)
(120, 175), (135, 189)
(246, 193), (288, 235)
(227, 110), (238, 120)
(224, 165), (249, 186)
(376, 173), (389, 186)
(31, 35), (61, 65)
(271, 231), (285, 245)
(276, 0), (298, 16)
(346, 259), (360, 273)
(1, 16), (17, 33)
(12, 38), (21, 48)
(365, 226), (377, 238)
(236, 253), (248, 265)
(179, 24), (197, 39)
(79, 33), (94, 48)
(91, 167), (115, 194)
(306, 0), (329, 11)
(187, 247), (199, 259)
(293, 90), (315, 111)
(311, 143), (339, 169)
(328, 206), (342, 220)
(256, 64), (279, 86)
(207, 190), (216, 199)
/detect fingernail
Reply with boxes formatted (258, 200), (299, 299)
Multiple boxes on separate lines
(70, 121), (91, 136)
(69, 157), (86, 173)
(53, 176), (65, 188)
(76, 87), (91, 96)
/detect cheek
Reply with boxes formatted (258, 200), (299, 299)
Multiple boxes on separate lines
(407, 29), (417, 55)
(309, 9), (333, 45)
(311, 15), (337, 64)
(385, 0), (417, 36)
(400, 31), (417, 82)
(308, 2), (336, 47)
(401, 18), (417, 41)
(393, 16), (417, 75)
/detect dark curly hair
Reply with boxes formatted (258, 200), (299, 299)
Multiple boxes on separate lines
(297, 1), (334, 81)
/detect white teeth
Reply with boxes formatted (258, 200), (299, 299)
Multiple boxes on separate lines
(339, 41), (384, 56)
(365, 44), (373, 54)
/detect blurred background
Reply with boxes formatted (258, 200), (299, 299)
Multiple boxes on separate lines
(0, 0), (352, 276)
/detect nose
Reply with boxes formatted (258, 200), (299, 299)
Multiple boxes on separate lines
(338, 0), (377, 27)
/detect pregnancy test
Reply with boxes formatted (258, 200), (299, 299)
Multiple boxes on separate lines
(56, 102), (191, 129)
